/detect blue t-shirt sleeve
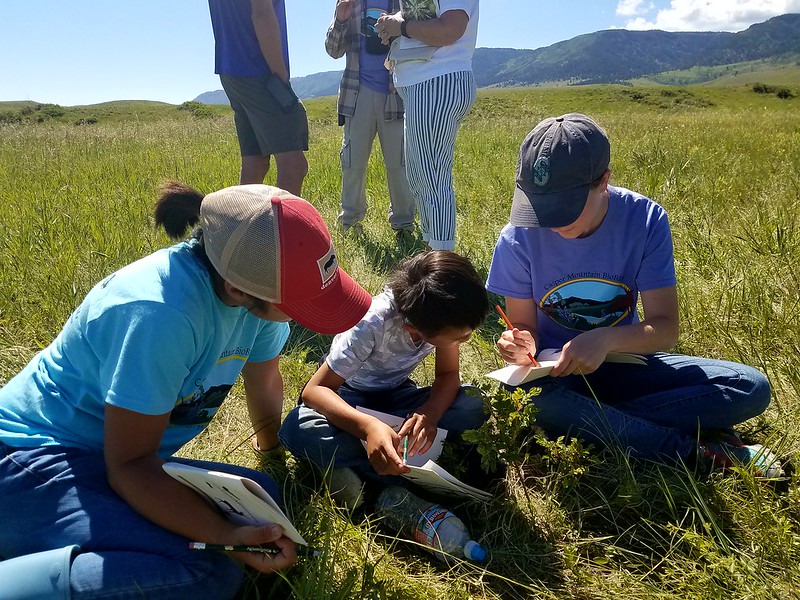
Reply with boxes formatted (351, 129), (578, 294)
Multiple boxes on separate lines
(85, 301), (195, 416)
(636, 204), (677, 291)
(486, 226), (536, 300)
(248, 321), (290, 363)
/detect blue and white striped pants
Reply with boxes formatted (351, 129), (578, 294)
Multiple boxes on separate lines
(398, 70), (476, 250)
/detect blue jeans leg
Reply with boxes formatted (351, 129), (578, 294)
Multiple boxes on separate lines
(0, 443), (281, 600)
(523, 353), (770, 460)
(278, 382), (486, 474)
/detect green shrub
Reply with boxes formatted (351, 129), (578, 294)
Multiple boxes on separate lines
(178, 100), (214, 118)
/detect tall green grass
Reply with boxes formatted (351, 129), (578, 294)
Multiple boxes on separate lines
(1, 85), (800, 598)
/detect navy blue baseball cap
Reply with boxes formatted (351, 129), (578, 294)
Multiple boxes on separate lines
(510, 113), (611, 228)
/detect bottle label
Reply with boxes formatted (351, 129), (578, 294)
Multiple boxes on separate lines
(413, 506), (452, 549)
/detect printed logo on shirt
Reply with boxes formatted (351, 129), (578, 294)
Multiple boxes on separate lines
(362, 7), (385, 37)
(402, 0), (437, 20)
(540, 278), (633, 332)
(170, 383), (233, 427)
(363, 5), (391, 54)
(218, 346), (251, 362)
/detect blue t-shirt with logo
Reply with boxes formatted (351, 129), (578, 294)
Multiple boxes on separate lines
(0, 240), (289, 458)
(208, 0), (289, 77)
(486, 186), (676, 350)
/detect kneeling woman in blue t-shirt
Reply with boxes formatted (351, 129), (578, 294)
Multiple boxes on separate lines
(0, 182), (370, 599)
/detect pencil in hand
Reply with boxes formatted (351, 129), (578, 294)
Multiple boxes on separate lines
(401, 413), (411, 463)
(495, 304), (540, 367)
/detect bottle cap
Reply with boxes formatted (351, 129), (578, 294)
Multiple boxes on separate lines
(464, 540), (487, 562)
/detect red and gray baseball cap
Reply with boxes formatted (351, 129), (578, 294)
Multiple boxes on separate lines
(510, 113), (611, 228)
(200, 185), (371, 335)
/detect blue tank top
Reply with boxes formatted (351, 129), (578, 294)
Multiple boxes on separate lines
(208, 0), (289, 77)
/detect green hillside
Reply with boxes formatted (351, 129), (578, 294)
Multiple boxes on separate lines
(0, 100), (230, 126)
(632, 56), (800, 87)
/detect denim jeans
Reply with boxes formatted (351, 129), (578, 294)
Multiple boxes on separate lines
(279, 381), (486, 479)
(522, 353), (771, 461)
(0, 443), (281, 599)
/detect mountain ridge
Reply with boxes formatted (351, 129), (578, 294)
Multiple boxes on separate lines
(195, 13), (800, 104)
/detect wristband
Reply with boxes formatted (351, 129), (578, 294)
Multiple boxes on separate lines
(401, 20), (410, 38)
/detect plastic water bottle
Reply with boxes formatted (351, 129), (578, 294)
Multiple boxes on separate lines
(376, 486), (487, 563)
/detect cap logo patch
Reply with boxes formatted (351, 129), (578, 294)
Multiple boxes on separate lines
(532, 155), (550, 187)
(317, 243), (339, 288)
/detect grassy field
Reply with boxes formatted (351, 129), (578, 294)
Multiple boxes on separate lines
(1, 85), (800, 598)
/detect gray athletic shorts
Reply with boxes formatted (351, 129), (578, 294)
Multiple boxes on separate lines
(220, 74), (309, 157)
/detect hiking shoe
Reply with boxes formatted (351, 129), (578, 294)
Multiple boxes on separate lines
(701, 441), (784, 478)
(328, 467), (365, 511)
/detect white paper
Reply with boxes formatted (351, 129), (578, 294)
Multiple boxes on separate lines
(356, 406), (447, 465)
(355, 408), (491, 501)
(485, 349), (646, 385)
(163, 462), (307, 545)
(404, 460), (492, 501)
(485, 362), (557, 386)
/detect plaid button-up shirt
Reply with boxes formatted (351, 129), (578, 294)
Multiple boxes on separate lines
(325, 0), (404, 122)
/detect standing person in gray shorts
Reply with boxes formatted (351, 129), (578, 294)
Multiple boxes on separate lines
(326, 0), (416, 245)
(208, 0), (309, 195)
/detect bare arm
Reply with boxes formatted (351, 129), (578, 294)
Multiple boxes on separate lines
(552, 285), (680, 376)
(251, 0), (289, 82)
(496, 296), (540, 366)
(103, 404), (296, 573)
(242, 356), (284, 452)
(400, 343), (461, 456)
(301, 362), (408, 475)
(377, 9), (469, 47)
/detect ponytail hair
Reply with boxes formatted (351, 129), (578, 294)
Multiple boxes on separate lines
(154, 180), (204, 240)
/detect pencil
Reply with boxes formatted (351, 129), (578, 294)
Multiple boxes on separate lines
(401, 413), (411, 462)
(189, 542), (323, 557)
(495, 304), (540, 367)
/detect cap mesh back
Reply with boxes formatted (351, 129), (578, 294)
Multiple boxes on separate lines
(201, 186), (281, 302)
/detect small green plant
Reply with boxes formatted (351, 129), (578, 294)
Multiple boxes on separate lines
(531, 431), (598, 492)
(463, 382), (540, 472)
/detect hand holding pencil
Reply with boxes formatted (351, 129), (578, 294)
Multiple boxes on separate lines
(495, 305), (540, 367)
(207, 523), (298, 573)
(397, 411), (436, 459)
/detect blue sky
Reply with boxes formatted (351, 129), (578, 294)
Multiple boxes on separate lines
(2, 0), (798, 106)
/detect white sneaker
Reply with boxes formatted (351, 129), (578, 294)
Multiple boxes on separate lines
(328, 467), (365, 511)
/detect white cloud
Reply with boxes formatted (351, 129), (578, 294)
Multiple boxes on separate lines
(624, 0), (800, 31)
(616, 0), (647, 16)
